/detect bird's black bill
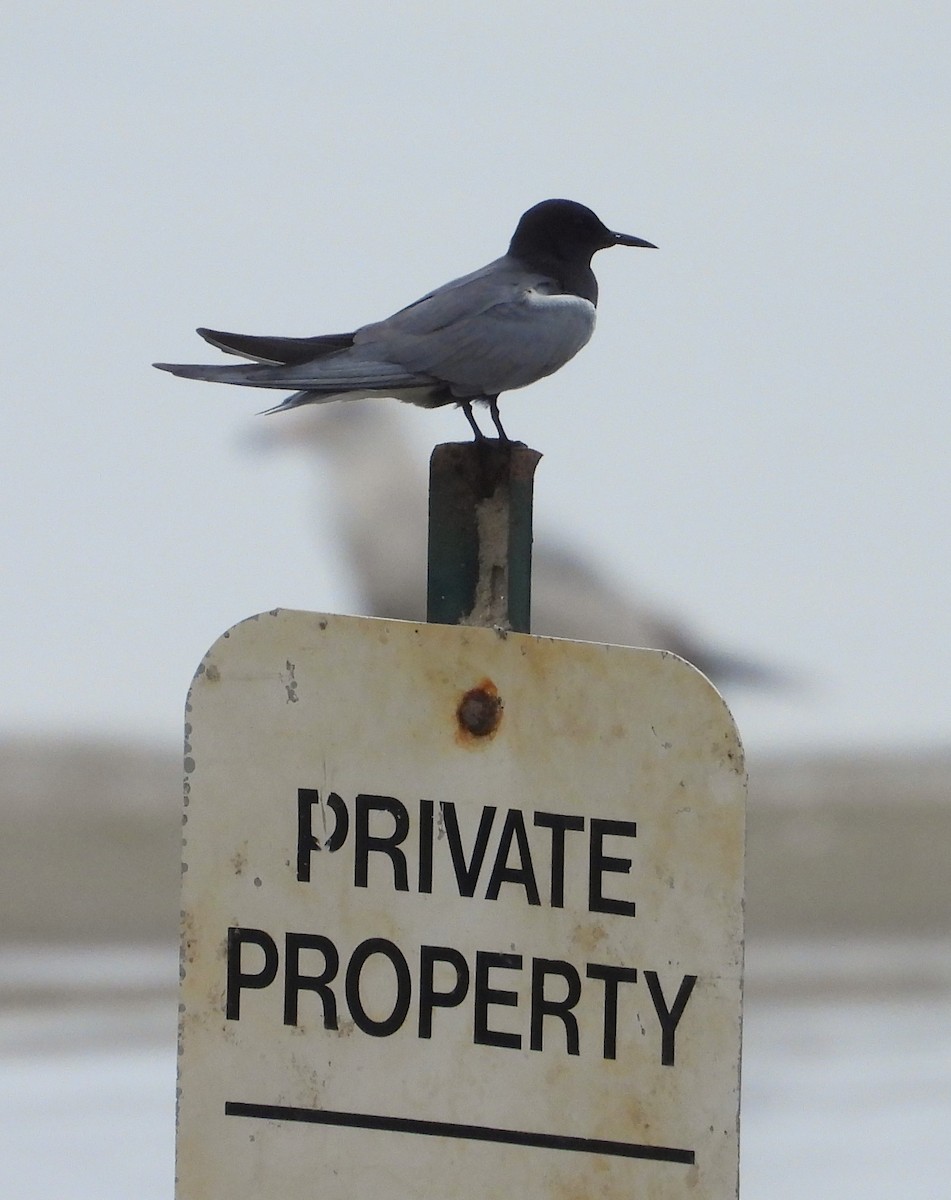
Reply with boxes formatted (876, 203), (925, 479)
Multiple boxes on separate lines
(613, 232), (657, 249)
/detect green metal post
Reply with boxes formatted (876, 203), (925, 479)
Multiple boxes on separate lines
(427, 442), (542, 633)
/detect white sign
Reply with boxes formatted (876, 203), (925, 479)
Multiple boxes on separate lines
(177, 610), (745, 1199)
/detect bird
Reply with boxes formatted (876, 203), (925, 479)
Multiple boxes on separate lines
(247, 402), (781, 688)
(154, 198), (655, 441)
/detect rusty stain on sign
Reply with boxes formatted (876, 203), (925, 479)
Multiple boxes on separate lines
(177, 610), (745, 1200)
(456, 678), (503, 742)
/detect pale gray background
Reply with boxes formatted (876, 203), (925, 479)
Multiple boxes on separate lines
(3, 2), (949, 756)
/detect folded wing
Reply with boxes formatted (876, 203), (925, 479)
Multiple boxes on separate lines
(197, 328), (356, 365)
(371, 289), (597, 396)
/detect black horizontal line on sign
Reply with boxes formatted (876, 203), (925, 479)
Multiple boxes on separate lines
(224, 1101), (695, 1165)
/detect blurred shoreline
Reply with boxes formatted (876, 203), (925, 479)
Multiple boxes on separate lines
(3, 734), (948, 946)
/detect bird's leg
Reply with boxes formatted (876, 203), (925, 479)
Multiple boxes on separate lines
(461, 399), (486, 441)
(488, 396), (510, 443)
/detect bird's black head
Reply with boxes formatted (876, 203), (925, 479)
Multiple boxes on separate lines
(508, 199), (655, 303)
(509, 199), (655, 265)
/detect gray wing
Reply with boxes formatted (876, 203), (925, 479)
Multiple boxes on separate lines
(154, 257), (526, 391)
(365, 283), (597, 396)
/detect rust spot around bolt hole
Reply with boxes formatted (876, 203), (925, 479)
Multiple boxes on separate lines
(456, 679), (503, 743)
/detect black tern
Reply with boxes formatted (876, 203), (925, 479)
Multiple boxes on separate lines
(154, 198), (655, 441)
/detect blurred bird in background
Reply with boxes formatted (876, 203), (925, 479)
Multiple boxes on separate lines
(248, 404), (776, 688)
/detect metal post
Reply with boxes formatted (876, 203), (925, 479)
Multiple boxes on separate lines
(427, 441), (542, 633)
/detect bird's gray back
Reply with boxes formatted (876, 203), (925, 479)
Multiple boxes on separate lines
(359, 256), (526, 338)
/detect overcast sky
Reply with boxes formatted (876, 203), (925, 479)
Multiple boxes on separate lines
(3, 3), (949, 759)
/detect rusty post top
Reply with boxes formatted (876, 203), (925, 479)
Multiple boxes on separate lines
(427, 441), (542, 635)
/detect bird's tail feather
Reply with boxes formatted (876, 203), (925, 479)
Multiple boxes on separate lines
(259, 390), (341, 414)
(153, 362), (278, 385)
(153, 357), (435, 392)
(196, 328), (356, 365)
